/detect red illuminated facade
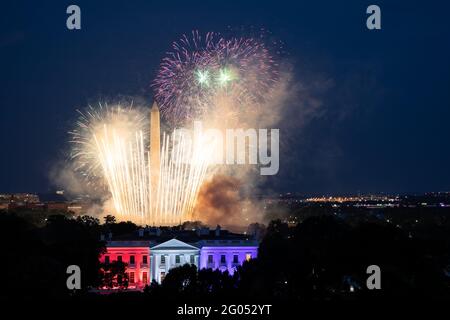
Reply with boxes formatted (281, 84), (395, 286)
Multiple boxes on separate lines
(100, 241), (151, 289)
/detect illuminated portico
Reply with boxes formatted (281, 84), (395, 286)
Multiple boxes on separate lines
(150, 239), (200, 283)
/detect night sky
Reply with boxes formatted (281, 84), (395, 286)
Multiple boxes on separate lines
(1, 0), (449, 195)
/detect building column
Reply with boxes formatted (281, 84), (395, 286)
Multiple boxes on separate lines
(166, 254), (170, 274)
(148, 253), (152, 284)
(136, 254), (141, 287)
(153, 254), (159, 283)
(215, 253), (218, 270)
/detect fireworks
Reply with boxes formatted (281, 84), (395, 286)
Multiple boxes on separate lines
(153, 31), (278, 125)
(69, 31), (279, 225)
(70, 104), (147, 184)
(155, 129), (216, 224)
(70, 103), (216, 225)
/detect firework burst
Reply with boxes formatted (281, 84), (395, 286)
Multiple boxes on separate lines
(153, 31), (278, 125)
(70, 104), (147, 185)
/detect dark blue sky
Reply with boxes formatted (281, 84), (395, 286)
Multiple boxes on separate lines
(1, 0), (449, 195)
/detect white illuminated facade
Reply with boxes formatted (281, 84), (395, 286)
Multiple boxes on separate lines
(150, 239), (200, 283)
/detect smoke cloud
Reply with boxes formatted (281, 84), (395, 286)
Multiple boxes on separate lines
(190, 64), (323, 228)
(193, 174), (266, 231)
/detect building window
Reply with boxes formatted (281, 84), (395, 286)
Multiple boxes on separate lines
(160, 255), (165, 264)
(175, 255), (180, 264)
(143, 255), (148, 264)
(233, 255), (239, 264)
(130, 255), (135, 264)
(208, 255), (213, 264)
(246, 253), (252, 261)
(104, 256), (110, 264)
(142, 272), (148, 284)
(129, 272), (135, 283)
(220, 255), (226, 264)
(117, 255), (122, 262)
(190, 255), (195, 264)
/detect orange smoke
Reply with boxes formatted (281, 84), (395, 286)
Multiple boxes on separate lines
(193, 174), (241, 226)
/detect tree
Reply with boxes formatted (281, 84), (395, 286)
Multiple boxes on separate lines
(161, 264), (198, 296)
(181, 221), (206, 230)
(77, 215), (100, 227)
(197, 268), (238, 298)
(99, 261), (129, 289)
(247, 223), (266, 241)
(108, 221), (139, 236)
(103, 215), (116, 225)
(0, 212), (105, 298)
(42, 214), (106, 290)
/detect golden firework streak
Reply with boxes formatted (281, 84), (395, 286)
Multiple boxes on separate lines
(75, 103), (215, 225)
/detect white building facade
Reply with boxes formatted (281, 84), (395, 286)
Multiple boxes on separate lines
(150, 239), (200, 283)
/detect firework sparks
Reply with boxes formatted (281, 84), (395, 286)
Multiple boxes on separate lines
(153, 31), (278, 125)
(70, 103), (216, 225)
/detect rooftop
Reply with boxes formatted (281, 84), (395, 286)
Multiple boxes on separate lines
(103, 226), (258, 248)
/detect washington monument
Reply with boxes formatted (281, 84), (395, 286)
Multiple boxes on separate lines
(150, 101), (160, 212)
